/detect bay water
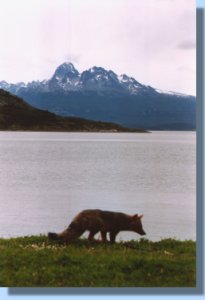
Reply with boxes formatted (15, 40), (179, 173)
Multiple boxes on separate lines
(0, 131), (196, 241)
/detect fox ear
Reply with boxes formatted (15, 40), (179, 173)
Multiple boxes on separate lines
(133, 214), (139, 219)
(133, 214), (143, 219)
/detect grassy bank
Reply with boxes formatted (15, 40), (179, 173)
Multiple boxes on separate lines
(0, 236), (196, 287)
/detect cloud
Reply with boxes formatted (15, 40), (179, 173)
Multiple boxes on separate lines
(177, 40), (196, 50)
(64, 54), (81, 64)
(177, 66), (193, 72)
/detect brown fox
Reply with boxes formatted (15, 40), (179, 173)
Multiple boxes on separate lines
(48, 209), (146, 244)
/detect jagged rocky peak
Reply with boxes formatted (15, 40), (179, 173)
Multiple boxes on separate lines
(52, 62), (79, 80)
(81, 66), (119, 83)
(120, 74), (131, 82)
(78, 66), (122, 92)
(88, 66), (118, 79)
(80, 66), (108, 81)
(119, 74), (141, 85)
(89, 66), (106, 73)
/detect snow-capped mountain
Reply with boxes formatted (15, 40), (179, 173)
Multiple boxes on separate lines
(78, 67), (123, 93)
(0, 62), (196, 130)
(0, 62), (156, 95)
(48, 62), (80, 91)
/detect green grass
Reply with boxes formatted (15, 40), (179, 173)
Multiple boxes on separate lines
(0, 236), (196, 287)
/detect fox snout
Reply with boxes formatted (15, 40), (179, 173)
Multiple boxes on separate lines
(134, 228), (146, 235)
(139, 229), (146, 236)
(48, 232), (59, 240)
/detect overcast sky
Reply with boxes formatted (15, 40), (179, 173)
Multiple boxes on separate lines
(0, 0), (196, 95)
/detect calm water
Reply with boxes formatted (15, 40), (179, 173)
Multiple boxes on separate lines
(0, 131), (196, 241)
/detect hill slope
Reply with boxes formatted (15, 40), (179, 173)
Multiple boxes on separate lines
(0, 89), (144, 132)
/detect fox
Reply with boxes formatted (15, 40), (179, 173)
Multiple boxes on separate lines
(48, 209), (146, 244)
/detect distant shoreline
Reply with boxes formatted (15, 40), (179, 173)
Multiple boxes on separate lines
(0, 128), (148, 133)
(0, 129), (196, 133)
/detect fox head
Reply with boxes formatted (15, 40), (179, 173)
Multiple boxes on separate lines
(130, 214), (146, 235)
(48, 232), (63, 242)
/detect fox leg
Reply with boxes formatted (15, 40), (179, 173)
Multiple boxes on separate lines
(109, 231), (118, 243)
(101, 231), (107, 243)
(88, 230), (99, 241)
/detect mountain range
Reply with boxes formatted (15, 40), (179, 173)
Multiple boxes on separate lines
(0, 62), (196, 130)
